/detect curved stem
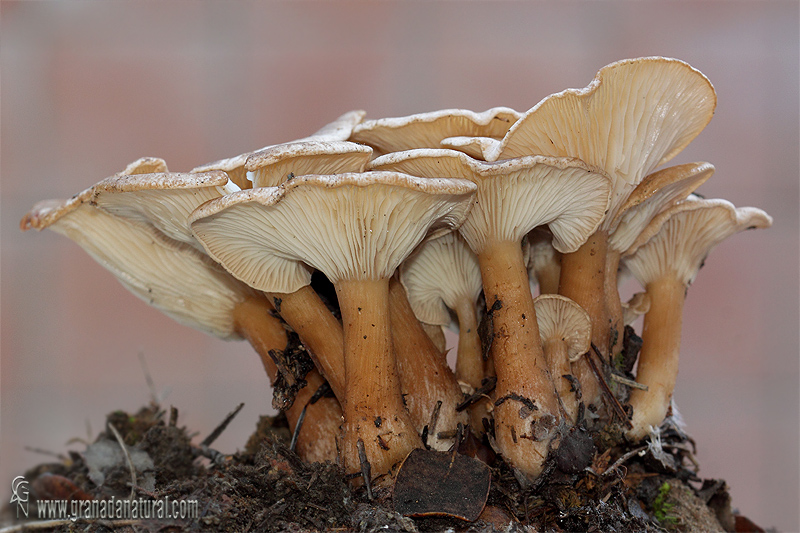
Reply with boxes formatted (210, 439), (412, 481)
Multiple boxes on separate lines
(544, 339), (579, 424)
(267, 285), (346, 401)
(558, 230), (609, 407)
(534, 257), (562, 295)
(336, 277), (421, 480)
(478, 238), (557, 481)
(626, 275), (685, 441)
(232, 295), (342, 463)
(389, 278), (467, 451)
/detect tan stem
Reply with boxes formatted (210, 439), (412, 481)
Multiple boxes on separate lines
(336, 277), (421, 479)
(420, 322), (447, 355)
(454, 296), (483, 390)
(534, 257), (562, 295)
(389, 278), (467, 451)
(605, 250), (625, 361)
(626, 275), (685, 441)
(558, 230), (609, 406)
(267, 285), (345, 401)
(478, 238), (557, 481)
(543, 339), (578, 424)
(232, 295), (342, 463)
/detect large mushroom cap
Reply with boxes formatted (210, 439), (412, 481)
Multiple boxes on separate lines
(399, 232), (482, 327)
(623, 198), (773, 286)
(369, 149), (611, 255)
(445, 57), (716, 226)
(245, 140), (372, 188)
(190, 171), (477, 290)
(192, 109), (366, 188)
(23, 193), (256, 340)
(350, 107), (521, 157)
(533, 294), (592, 362)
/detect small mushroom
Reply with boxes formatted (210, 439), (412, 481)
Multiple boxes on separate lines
(369, 148), (610, 481)
(190, 171), (476, 479)
(621, 198), (772, 441)
(399, 232), (488, 431)
(350, 107), (521, 157)
(604, 162), (715, 357)
(532, 294), (592, 424)
(621, 292), (651, 327)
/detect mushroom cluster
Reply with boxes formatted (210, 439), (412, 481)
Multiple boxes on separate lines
(22, 57), (772, 487)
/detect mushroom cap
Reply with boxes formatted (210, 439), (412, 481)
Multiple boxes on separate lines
(399, 232), (482, 327)
(192, 109), (366, 189)
(532, 294), (592, 362)
(190, 171), (477, 291)
(608, 162), (715, 253)
(622, 292), (651, 326)
(245, 140), (372, 188)
(368, 148), (611, 255)
(623, 198), (773, 287)
(22, 192), (256, 340)
(444, 57), (716, 226)
(350, 107), (521, 157)
(91, 170), (230, 250)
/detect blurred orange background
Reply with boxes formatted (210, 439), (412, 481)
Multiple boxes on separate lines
(2, 2), (798, 530)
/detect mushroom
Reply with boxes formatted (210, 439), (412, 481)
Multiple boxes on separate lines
(532, 294), (592, 424)
(621, 292), (651, 327)
(443, 58), (717, 370)
(190, 171), (476, 479)
(192, 109), (366, 188)
(621, 198), (772, 441)
(350, 107), (521, 158)
(399, 232), (487, 430)
(604, 162), (715, 358)
(527, 228), (562, 296)
(20, 161), (343, 463)
(368, 148), (610, 481)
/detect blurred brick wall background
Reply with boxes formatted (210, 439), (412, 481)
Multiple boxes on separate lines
(2, 2), (798, 529)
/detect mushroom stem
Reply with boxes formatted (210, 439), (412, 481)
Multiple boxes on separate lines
(335, 277), (422, 480)
(543, 339), (579, 424)
(533, 257), (561, 296)
(231, 295), (342, 463)
(266, 286), (346, 401)
(558, 230), (609, 405)
(388, 278), (468, 451)
(604, 250), (625, 362)
(478, 238), (558, 480)
(453, 296), (491, 434)
(626, 275), (685, 441)
(453, 296), (483, 391)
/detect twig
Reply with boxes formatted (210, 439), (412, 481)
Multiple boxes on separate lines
(106, 422), (136, 501)
(138, 351), (159, 405)
(201, 402), (244, 447)
(23, 447), (69, 462)
(609, 372), (648, 391)
(356, 438), (373, 501)
(596, 445), (648, 478)
(588, 344), (632, 429)
(455, 376), (497, 412)
(290, 404), (308, 453)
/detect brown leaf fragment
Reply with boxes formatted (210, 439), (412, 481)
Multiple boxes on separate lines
(393, 448), (491, 522)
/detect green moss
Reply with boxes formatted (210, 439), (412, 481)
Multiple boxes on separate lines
(653, 482), (678, 527)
